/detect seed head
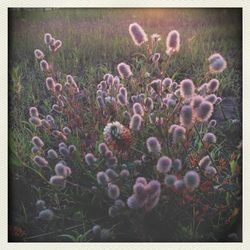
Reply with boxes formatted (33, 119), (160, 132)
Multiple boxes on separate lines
(31, 136), (44, 148)
(107, 184), (120, 200)
(47, 149), (58, 159)
(183, 170), (200, 190)
(203, 132), (217, 144)
(85, 153), (96, 166)
(44, 33), (52, 45)
(38, 209), (54, 221)
(152, 53), (160, 63)
(59, 146), (69, 157)
(199, 155), (211, 168)
(180, 105), (194, 129)
(196, 100), (214, 122)
(172, 159), (182, 171)
(156, 156), (172, 174)
(40, 60), (49, 72)
(49, 175), (66, 188)
(146, 137), (161, 154)
(105, 168), (118, 181)
(166, 30), (180, 56)
(117, 93), (127, 106)
(55, 163), (71, 177)
(97, 171), (109, 185)
(164, 175), (177, 187)
(208, 53), (227, 73)
(62, 127), (71, 135)
(46, 77), (55, 91)
(29, 116), (42, 127)
(174, 180), (185, 191)
(180, 79), (195, 99)
(207, 79), (220, 93)
(129, 114), (142, 131)
(204, 166), (217, 178)
(119, 169), (130, 178)
(98, 143), (108, 155)
(34, 49), (44, 60)
(33, 156), (48, 168)
(117, 62), (133, 79)
(129, 22), (148, 46)
(205, 94), (217, 104)
(173, 126), (186, 144)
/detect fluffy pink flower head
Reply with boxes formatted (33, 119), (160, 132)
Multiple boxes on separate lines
(208, 53), (227, 73)
(166, 30), (180, 56)
(129, 114), (143, 131)
(117, 62), (133, 79)
(34, 49), (44, 60)
(129, 22), (148, 46)
(180, 105), (194, 129)
(180, 79), (195, 99)
(156, 156), (172, 174)
(146, 137), (161, 154)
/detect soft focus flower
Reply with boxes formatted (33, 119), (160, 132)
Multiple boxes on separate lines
(164, 175), (177, 187)
(199, 155), (211, 168)
(85, 153), (96, 166)
(129, 114), (143, 131)
(32, 136), (44, 148)
(44, 33), (52, 45)
(173, 126), (186, 144)
(180, 105), (194, 129)
(34, 49), (44, 60)
(120, 169), (130, 178)
(207, 79), (220, 93)
(151, 33), (161, 43)
(180, 79), (195, 99)
(203, 132), (217, 144)
(196, 100), (214, 122)
(96, 171), (109, 185)
(152, 53), (160, 63)
(47, 149), (58, 159)
(129, 22), (148, 46)
(117, 62), (133, 79)
(29, 116), (42, 127)
(38, 209), (54, 221)
(208, 53), (227, 73)
(204, 166), (217, 178)
(33, 156), (48, 168)
(107, 184), (120, 200)
(49, 175), (66, 188)
(172, 159), (182, 171)
(98, 143), (109, 155)
(166, 30), (180, 56)
(174, 180), (185, 192)
(156, 156), (172, 174)
(205, 94), (217, 104)
(183, 170), (200, 190)
(146, 137), (161, 154)
(40, 60), (49, 72)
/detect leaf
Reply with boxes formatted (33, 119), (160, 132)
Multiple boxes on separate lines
(58, 234), (76, 242)
(230, 160), (237, 175)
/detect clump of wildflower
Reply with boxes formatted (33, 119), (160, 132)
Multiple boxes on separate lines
(152, 53), (160, 63)
(96, 171), (109, 186)
(40, 59), (49, 72)
(49, 175), (66, 188)
(164, 175), (177, 187)
(146, 137), (161, 154)
(38, 209), (54, 221)
(180, 79), (195, 99)
(156, 156), (172, 174)
(203, 132), (217, 144)
(129, 22), (148, 46)
(166, 30), (180, 56)
(33, 156), (48, 168)
(130, 114), (143, 131)
(32, 136), (44, 148)
(172, 159), (182, 171)
(183, 170), (200, 190)
(180, 105), (194, 129)
(196, 100), (214, 122)
(107, 184), (120, 200)
(207, 79), (220, 93)
(34, 49), (44, 60)
(85, 153), (96, 166)
(199, 155), (211, 168)
(208, 53), (227, 73)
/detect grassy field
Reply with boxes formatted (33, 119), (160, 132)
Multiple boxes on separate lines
(9, 8), (242, 242)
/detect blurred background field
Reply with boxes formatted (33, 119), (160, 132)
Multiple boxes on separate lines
(8, 8), (242, 242)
